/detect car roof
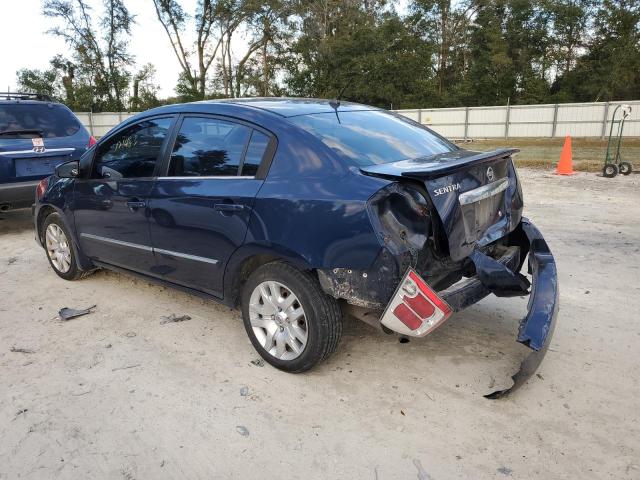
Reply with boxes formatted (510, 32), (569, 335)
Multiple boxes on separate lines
(0, 99), (63, 106)
(194, 97), (381, 118)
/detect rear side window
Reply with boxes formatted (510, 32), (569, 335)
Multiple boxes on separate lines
(289, 110), (456, 166)
(241, 130), (270, 176)
(168, 117), (251, 177)
(0, 103), (82, 138)
(93, 117), (172, 179)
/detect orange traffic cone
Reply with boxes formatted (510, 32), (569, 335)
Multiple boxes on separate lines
(555, 135), (576, 175)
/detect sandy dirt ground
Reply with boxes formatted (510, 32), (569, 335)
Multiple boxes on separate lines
(0, 169), (639, 479)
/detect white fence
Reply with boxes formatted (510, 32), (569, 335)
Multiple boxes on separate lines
(395, 101), (640, 139)
(75, 112), (136, 138)
(76, 100), (640, 139)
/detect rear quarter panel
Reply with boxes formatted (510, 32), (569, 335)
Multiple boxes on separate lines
(241, 123), (391, 270)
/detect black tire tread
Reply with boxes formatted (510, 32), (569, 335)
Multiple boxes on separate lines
(241, 261), (343, 372)
(42, 212), (92, 281)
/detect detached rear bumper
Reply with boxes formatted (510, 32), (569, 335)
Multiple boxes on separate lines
(381, 218), (559, 398)
(485, 218), (559, 398)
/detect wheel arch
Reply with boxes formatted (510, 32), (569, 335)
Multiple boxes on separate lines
(36, 205), (58, 246)
(36, 203), (94, 271)
(223, 243), (315, 308)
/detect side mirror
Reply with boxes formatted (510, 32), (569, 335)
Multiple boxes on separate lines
(55, 160), (80, 179)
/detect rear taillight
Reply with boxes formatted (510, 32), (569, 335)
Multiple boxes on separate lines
(36, 177), (49, 199)
(381, 269), (452, 337)
(88, 136), (97, 147)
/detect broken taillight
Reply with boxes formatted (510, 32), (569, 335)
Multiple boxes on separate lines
(36, 177), (49, 199)
(88, 136), (97, 147)
(380, 269), (452, 337)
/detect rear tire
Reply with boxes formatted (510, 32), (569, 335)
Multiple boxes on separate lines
(240, 262), (342, 373)
(42, 212), (89, 281)
(619, 162), (632, 175)
(603, 164), (618, 178)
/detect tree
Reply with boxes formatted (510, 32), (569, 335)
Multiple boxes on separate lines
(131, 64), (162, 110)
(409, 0), (475, 102)
(553, 0), (640, 101)
(42, 0), (135, 110)
(152, 0), (224, 98)
(284, 0), (433, 108)
(16, 66), (60, 100)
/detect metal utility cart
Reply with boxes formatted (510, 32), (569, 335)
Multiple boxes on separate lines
(603, 104), (633, 178)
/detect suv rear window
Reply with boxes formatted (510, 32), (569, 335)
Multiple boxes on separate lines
(0, 103), (81, 138)
(289, 110), (456, 166)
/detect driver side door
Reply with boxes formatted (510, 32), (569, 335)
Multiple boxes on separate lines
(72, 116), (175, 275)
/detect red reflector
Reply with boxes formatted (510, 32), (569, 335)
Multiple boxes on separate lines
(380, 268), (453, 337)
(36, 177), (49, 199)
(402, 292), (436, 319)
(88, 135), (97, 147)
(393, 303), (423, 330)
(408, 271), (452, 317)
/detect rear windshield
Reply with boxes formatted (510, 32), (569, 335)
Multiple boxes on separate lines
(289, 110), (456, 166)
(0, 103), (82, 138)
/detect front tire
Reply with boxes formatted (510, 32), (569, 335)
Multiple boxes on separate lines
(42, 212), (88, 281)
(241, 262), (343, 373)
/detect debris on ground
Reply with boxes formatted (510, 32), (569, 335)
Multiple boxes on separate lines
(112, 364), (141, 372)
(10, 347), (35, 354)
(236, 425), (250, 437)
(160, 314), (192, 324)
(498, 466), (513, 476)
(240, 386), (249, 397)
(7, 257), (18, 265)
(14, 409), (28, 419)
(250, 359), (264, 367)
(123, 332), (137, 338)
(413, 459), (432, 480)
(58, 305), (96, 321)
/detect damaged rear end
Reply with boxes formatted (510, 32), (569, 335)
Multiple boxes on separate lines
(322, 148), (559, 397)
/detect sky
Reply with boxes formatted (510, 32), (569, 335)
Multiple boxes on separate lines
(0, 0), (202, 97)
(0, 0), (411, 99)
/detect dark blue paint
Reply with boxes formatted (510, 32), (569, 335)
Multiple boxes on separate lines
(149, 178), (263, 296)
(1, 100), (90, 209)
(34, 99), (559, 395)
(485, 218), (559, 399)
(73, 178), (157, 273)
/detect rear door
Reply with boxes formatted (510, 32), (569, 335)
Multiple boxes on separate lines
(148, 115), (274, 297)
(73, 116), (175, 274)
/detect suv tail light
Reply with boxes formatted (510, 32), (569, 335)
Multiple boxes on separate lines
(36, 177), (49, 199)
(88, 136), (97, 147)
(380, 269), (452, 337)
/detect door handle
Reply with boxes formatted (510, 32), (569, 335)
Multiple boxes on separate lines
(214, 203), (244, 212)
(126, 199), (146, 211)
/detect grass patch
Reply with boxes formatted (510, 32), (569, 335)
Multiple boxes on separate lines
(457, 137), (640, 172)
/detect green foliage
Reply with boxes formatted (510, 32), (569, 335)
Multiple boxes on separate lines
(15, 0), (640, 110)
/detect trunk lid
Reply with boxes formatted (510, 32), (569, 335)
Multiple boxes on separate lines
(361, 149), (523, 261)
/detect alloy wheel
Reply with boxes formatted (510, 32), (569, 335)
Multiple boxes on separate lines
(45, 224), (72, 273)
(248, 281), (308, 360)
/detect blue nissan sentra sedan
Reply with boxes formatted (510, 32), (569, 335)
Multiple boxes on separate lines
(33, 98), (558, 397)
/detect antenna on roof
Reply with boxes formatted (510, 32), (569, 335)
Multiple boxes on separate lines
(329, 76), (353, 110)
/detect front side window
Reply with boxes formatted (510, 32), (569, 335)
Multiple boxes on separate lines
(168, 117), (252, 177)
(93, 117), (172, 179)
(289, 110), (456, 166)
